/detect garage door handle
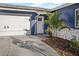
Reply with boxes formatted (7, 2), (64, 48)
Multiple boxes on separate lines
(4, 26), (9, 29)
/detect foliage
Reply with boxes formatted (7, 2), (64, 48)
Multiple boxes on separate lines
(45, 11), (66, 38)
(69, 36), (79, 52)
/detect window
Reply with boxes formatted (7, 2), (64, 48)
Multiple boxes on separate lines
(4, 26), (6, 29)
(38, 18), (42, 21)
(7, 26), (9, 29)
(37, 16), (43, 21)
(75, 9), (79, 27)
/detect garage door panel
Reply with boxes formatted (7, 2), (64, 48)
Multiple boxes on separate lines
(0, 15), (31, 36)
(0, 31), (27, 36)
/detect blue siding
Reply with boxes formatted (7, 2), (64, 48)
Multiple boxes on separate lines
(44, 24), (48, 34)
(0, 10), (38, 35)
(57, 3), (79, 28)
(44, 16), (48, 34)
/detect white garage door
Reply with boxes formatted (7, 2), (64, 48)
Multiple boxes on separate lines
(0, 15), (31, 36)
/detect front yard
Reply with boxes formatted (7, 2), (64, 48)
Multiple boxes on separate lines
(41, 36), (79, 56)
(42, 11), (79, 56)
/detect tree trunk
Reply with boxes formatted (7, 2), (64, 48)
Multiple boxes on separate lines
(48, 31), (52, 40)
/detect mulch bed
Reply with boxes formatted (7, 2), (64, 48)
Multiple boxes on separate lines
(41, 36), (79, 56)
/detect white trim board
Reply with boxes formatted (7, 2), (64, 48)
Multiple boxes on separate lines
(75, 8), (79, 28)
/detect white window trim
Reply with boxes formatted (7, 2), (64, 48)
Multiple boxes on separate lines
(75, 9), (79, 28)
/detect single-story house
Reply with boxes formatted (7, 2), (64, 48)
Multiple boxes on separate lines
(0, 3), (51, 36)
(1, 3), (79, 39)
(51, 3), (79, 40)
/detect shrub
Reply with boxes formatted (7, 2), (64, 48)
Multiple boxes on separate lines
(69, 36), (79, 52)
(45, 11), (66, 39)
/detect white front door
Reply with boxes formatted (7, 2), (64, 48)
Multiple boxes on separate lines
(0, 15), (31, 36)
(37, 16), (44, 34)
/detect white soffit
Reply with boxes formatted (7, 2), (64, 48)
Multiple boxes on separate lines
(51, 3), (74, 11)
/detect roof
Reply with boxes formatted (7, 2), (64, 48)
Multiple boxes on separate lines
(0, 3), (51, 12)
(0, 3), (75, 13)
(51, 3), (75, 11)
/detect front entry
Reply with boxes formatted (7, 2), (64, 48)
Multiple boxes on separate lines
(37, 16), (44, 34)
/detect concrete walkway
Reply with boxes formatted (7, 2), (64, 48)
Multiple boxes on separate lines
(0, 35), (58, 56)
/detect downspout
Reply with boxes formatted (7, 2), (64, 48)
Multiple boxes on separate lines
(34, 13), (40, 35)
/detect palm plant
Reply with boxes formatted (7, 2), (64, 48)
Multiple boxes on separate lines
(45, 11), (66, 39)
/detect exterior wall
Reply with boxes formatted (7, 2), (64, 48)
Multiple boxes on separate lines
(59, 3), (79, 28)
(52, 3), (79, 40)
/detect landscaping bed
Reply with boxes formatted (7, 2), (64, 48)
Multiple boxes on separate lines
(41, 36), (79, 56)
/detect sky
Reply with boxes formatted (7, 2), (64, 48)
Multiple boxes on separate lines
(8, 3), (64, 9)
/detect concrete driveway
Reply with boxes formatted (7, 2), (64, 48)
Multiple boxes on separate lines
(0, 35), (58, 56)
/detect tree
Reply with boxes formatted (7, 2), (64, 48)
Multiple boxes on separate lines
(45, 11), (66, 39)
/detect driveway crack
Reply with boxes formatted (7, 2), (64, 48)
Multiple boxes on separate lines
(6, 38), (11, 56)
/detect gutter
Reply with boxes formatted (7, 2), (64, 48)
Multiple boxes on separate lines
(51, 3), (75, 12)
